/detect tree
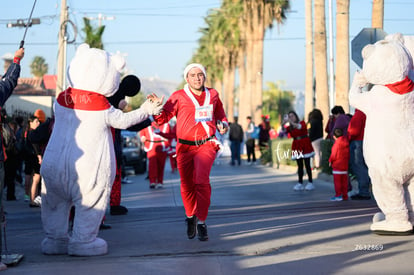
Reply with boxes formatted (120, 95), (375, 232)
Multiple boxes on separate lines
(304, 0), (314, 118)
(335, 0), (350, 112)
(188, 0), (290, 129)
(82, 17), (105, 49)
(213, 1), (243, 120)
(30, 56), (48, 79)
(262, 81), (295, 129)
(191, 2), (243, 120)
(313, 0), (330, 123)
(238, 0), (290, 128)
(372, 0), (384, 29)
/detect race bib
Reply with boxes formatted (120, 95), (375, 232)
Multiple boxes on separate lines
(195, 104), (213, 122)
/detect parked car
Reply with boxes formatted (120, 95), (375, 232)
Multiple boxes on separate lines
(121, 130), (147, 174)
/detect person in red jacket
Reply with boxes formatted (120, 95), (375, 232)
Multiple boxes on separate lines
(329, 128), (350, 201)
(283, 111), (315, 191)
(152, 63), (228, 242)
(140, 122), (171, 189)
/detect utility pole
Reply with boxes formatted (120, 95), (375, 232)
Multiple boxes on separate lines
(56, 0), (68, 97)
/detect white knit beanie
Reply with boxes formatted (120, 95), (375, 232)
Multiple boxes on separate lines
(183, 63), (206, 81)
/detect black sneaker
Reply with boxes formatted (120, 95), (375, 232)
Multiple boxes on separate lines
(185, 216), (197, 239)
(110, 205), (128, 215)
(197, 223), (209, 241)
(351, 194), (371, 200)
(99, 223), (112, 230)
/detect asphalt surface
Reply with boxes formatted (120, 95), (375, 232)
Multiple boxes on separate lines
(1, 157), (413, 275)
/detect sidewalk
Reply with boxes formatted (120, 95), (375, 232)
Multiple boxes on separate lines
(1, 159), (413, 275)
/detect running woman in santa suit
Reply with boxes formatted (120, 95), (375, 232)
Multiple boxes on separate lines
(153, 63), (228, 241)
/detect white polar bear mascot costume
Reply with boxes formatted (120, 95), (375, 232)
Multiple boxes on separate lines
(349, 36), (414, 235)
(40, 44), (162, 256)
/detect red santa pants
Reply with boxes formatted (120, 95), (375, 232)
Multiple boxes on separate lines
(176, 142), (216, 221)
(110, 164), (122, 206)
(147, 149), (167, 185)
(333, 173), (348, 200)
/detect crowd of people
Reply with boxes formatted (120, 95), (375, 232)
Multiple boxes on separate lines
(2, 108), (53, 207)
(272, 104), (371, 202)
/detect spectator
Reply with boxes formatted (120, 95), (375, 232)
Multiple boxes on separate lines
(244, 116), (256, 165)
(348, 109), (371, 200)
(228, 117), (243, 166)
(23, 115), (41, 207)
(308, 109), (324, 170)
(258, 114), (271, 158)
(2, 112), (19, 201)
(329, 128), (350, 201)
(283, 111), (315, 191)
(269, 127), (278, 140)
(325, 105), (350, 140)
(0, 47), (24, 271)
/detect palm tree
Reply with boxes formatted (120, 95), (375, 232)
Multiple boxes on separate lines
(313, 0), (330, 123)
(335, 0), (350, 112)
(219, 1), (243, 120)
(191, 2), (243, 121)
(189, 0), (290, 128)
(238, 0), (290, 128)
(372, 0), (384, 29)
(304, 0), (314, 119)
(191, 17), (224, 92)
(82, 17), (105, 49)
(30, 56), (48, 80)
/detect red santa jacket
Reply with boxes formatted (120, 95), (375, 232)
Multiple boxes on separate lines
(287, 121), (314, 159)
(347, 109), (366, 142)
(140, 123), (170, 153)
(329, 136), (350, 172)
(153, 86), (227, 144)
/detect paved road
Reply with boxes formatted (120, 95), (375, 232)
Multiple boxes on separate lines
(2, 158), (413, 275)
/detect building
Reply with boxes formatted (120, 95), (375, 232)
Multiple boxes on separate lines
(2, 53), (55, 119)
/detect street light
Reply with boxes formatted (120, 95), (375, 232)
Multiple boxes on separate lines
(7, 18), (40, 28)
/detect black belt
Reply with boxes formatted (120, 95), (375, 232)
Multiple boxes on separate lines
(294, 135), (309, 140)
(178, 135), (215, 146)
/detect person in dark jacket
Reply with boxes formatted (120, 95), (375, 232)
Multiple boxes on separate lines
(228, 117), (244, 166)
(0, 47), (24, 271)
(308, 109), (324, 169)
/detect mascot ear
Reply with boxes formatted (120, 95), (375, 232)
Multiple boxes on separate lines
(118, 75), (141, 97)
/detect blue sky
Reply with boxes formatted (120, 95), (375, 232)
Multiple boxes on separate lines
(1, 0), (414, 93)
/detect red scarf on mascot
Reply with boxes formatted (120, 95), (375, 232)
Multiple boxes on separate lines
(385, 76), (414, 95)
(57, 87), (110, 110)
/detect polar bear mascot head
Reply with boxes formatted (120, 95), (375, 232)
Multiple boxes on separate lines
(67, 43), (125, 97)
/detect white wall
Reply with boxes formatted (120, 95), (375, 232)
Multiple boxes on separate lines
(4, 95), (54, 118)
